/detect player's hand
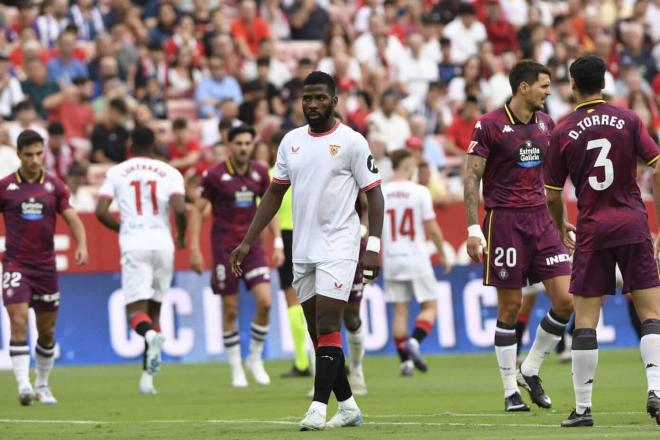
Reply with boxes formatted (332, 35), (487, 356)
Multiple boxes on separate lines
(230, 242), (250, 277)
(438, 253), (452, 274)
(272, 248), (285, 268)
(190, 248), (204, 275)
(175, 234), (186, 250)
(362, 250), (380, 281)
(466, 236), (486, 263)
(75, 246), (89, 265)
(562, 221), (577, 254)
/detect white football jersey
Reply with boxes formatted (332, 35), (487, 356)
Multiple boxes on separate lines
(382, 180), (436, 280)
(99, 157), (185, 252)
(273, 121), (381, 262)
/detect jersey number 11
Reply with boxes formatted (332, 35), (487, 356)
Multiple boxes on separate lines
(130, 180), (159, 215)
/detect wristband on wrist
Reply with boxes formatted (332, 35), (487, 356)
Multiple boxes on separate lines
(467, 224), (487, 247)
(366, 236), (381, 253)
(273, 236), (284, 250)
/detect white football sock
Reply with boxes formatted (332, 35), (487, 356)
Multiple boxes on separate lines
(572, 328), (598, 414)
(10, 341), (31, 388)
(640, 323), (660, 393)
(495, 322), (518, 397)
(35, 342), (56, 388)
(309, 400), (327, 416)
(338, 395), (359, 410)
(248, 322), (269, 360)
(223, 330), (242, 367)
(346, 324), (365, 372)
(521, 311), (567, 377)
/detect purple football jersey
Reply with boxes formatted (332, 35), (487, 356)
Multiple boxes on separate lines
(201, 160), (270, 252)
(545, 99), (660, 251)
(0, 171), (71, 270)
(468, 104), (555, 209)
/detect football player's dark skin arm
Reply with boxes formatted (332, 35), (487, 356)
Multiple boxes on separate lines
(363, 185), (384, 279)
(230, 182), (289, 276)
(359, 192), (369, 229)
(95, 196), (120, 232)
(170, 194), (187, 249)
(463, 154), (486, 227)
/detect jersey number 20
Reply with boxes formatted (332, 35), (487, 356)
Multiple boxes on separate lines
(587, 138), (613, 191)
(386, 208), (415, 241)
(130, 180), (159, 215)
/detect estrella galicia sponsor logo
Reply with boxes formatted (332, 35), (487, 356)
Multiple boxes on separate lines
(19, 197), (45, 221)
(234, 187), (255, 207)
(516, 140), (543, 168)
(367, 155), (379, 174)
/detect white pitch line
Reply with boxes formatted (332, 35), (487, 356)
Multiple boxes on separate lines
(0, 419), (104, 425)
(365, 411), (646, 418)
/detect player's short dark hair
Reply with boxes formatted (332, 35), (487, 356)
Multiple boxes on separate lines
(303, 71), (336, 97)
(390, 149), (412, 170)
(569, 55), (606, 95)
(109, 98), (128, 115)
(509, 59), (551, 95)
(172, 117), (187, 130)
(131, 126), (155, 154)
(227, 125), (256, 142)
(47, 121), (65, 135)
(17, 129), (45, 151)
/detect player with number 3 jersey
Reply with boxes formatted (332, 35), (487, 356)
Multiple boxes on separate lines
(463, 60), (574, 412)
(543, 55), (660, 427)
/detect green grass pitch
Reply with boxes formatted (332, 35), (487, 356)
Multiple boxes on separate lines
(1, 349), (658, 439)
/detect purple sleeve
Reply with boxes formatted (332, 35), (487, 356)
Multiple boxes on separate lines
(543, 129), (568, 191)
(635, 116), (660, 166)
(200, 170), (215, 201)
(56, 179), (72, 213)
(467, 118), (491, 159)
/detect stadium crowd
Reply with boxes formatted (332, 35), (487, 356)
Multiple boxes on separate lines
(0, 0), (658, 209)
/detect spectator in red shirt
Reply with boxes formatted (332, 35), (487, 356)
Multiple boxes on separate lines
(48, 76), (95, 145)
(231, 0), (271, 59)
(169, 117), (202, 175)
(482, 0), (518, 55)
(444, 95), (482, 156)
(164, 15), (205, 67)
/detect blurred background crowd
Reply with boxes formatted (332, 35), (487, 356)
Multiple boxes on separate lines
(0, 0), (658, 211)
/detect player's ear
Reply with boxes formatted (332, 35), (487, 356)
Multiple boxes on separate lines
(570, 78), (576, 92)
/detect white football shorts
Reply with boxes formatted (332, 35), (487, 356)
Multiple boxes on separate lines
(384, 273), (438, 304)
(293, 260), (358, 303)
(121, 249), (173, 304)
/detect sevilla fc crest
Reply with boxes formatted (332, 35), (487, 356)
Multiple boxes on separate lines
(329, 144), (341, 157)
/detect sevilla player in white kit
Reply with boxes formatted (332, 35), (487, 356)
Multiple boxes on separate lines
(382, 149), (450, 376)
(96, 127), (187, 394)
(231, 72), (384, 431)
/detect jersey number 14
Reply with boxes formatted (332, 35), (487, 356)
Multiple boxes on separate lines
(386, 208), (416, 241)
(130, 180), (159, 215)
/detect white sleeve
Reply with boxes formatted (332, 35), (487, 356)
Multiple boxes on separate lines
(420, 186), (436, 221)
(98, 169), (115, 198)
(351, 134), (381, 192)
(167, 168), (185, 197)
(272, 138), (290, 183)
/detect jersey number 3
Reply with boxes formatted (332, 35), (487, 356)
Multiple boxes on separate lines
(130, 180), (159, 215)
(386, 208), (415, 241)
(587, 138), (613, 191)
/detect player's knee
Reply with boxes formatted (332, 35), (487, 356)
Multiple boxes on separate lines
(256, 296), (272, 314)
(344, 314), (361, 332)
(499, 301), (522, 323)
(552, 298), (574, 319)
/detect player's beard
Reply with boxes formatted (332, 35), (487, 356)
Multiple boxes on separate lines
(305, 107), (334, 131)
